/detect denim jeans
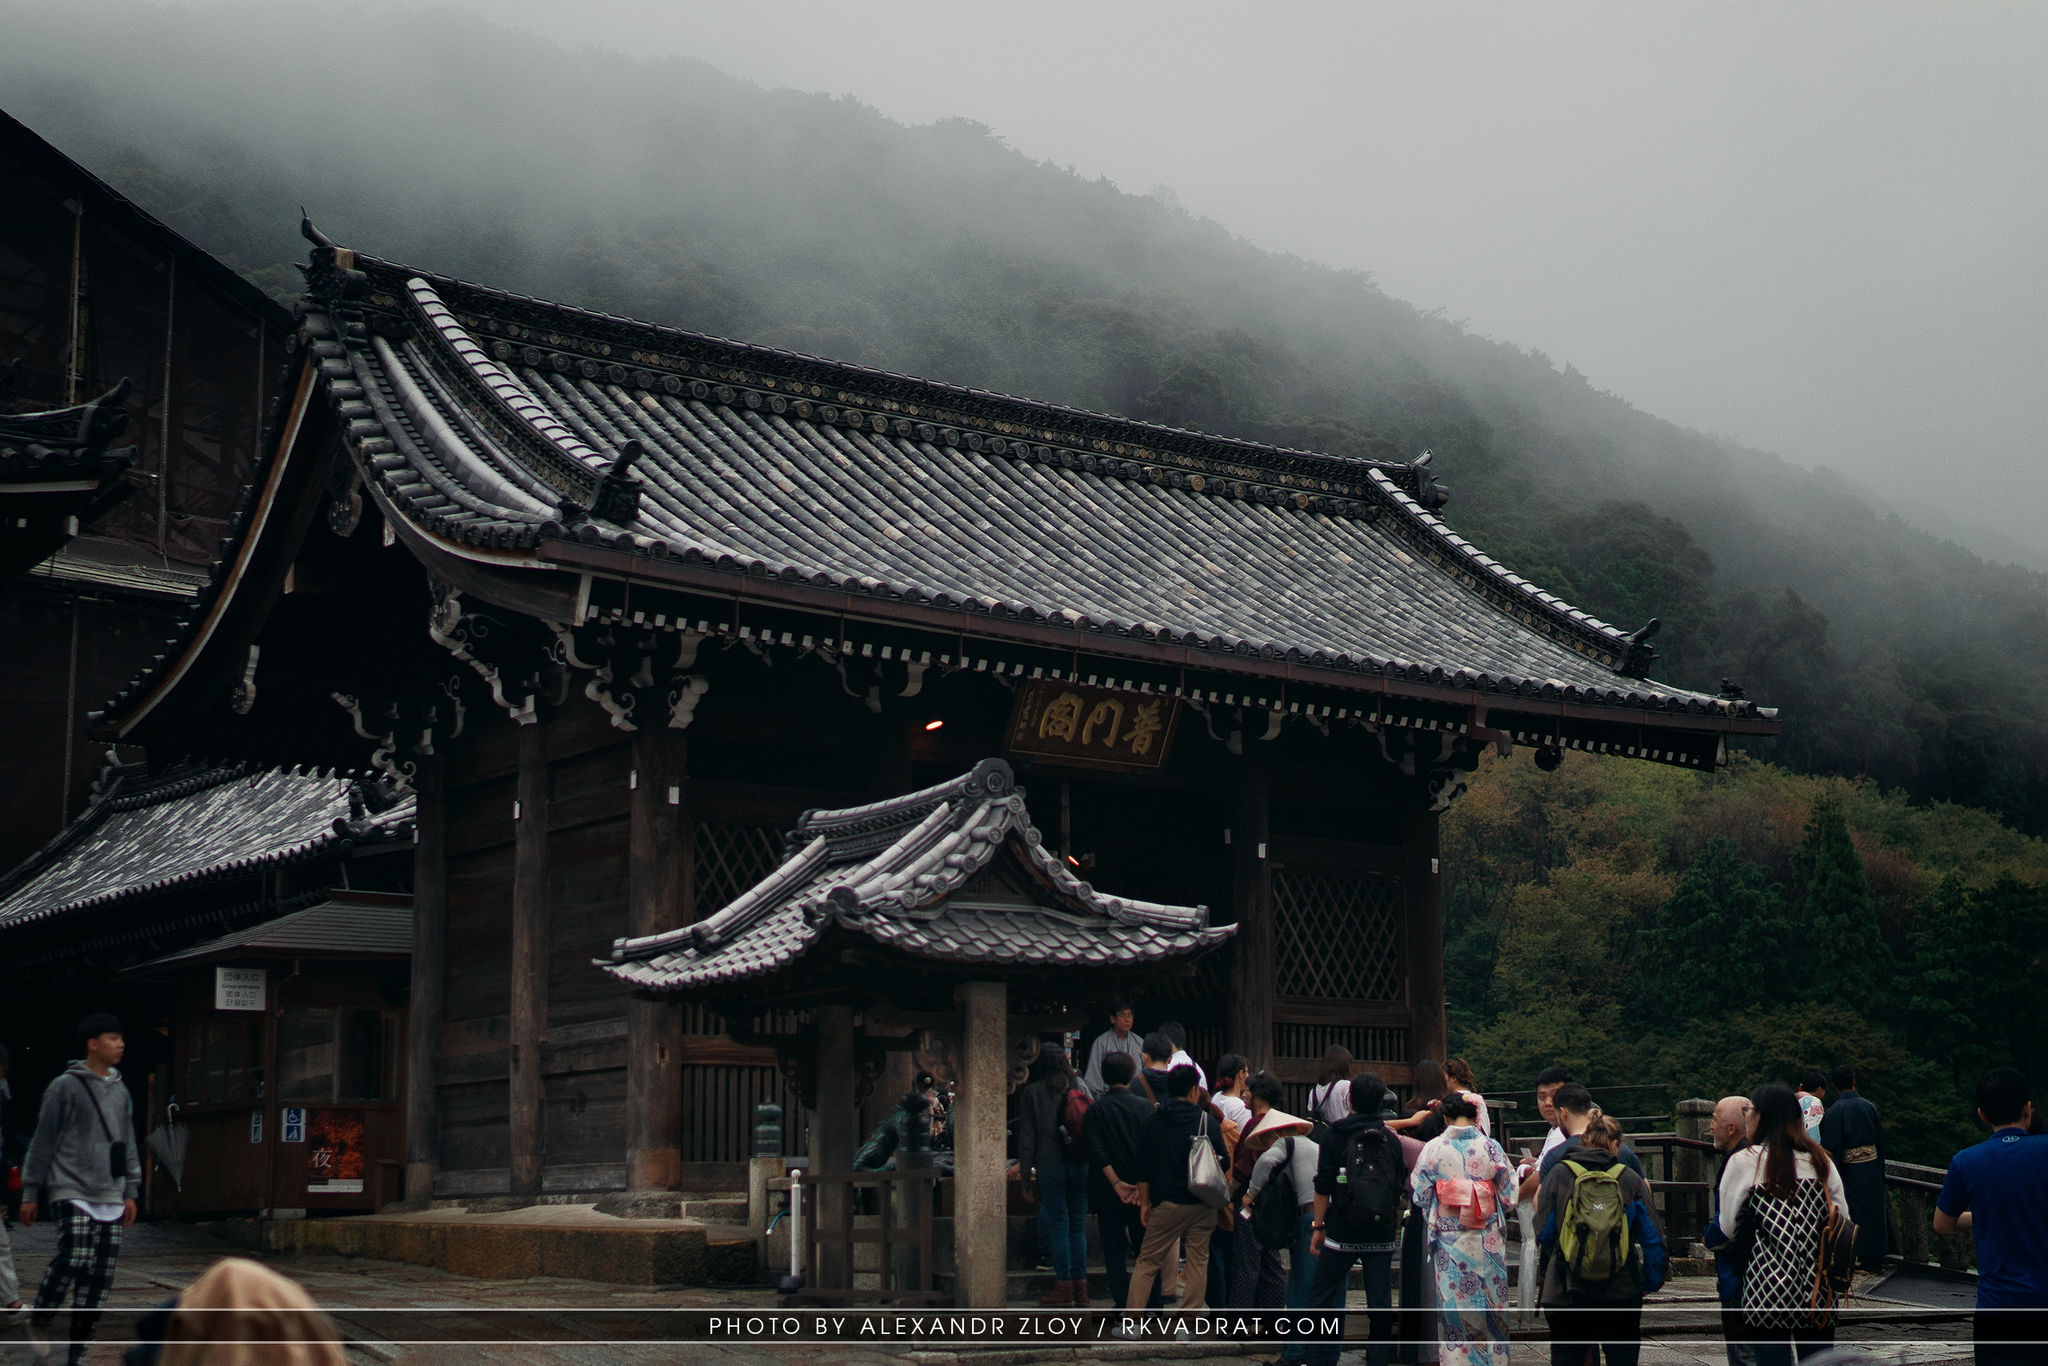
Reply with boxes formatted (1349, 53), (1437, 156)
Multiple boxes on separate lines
(1746, 1328), (1835, 1366)
(1036, 1162), (1089, 1281)
(1276, 1209), (1318, 1362)
(1545, 1301), (1642, 1366)
(1300, 1246), (1394, 1366)
(1100, 1198), (1161, 1308)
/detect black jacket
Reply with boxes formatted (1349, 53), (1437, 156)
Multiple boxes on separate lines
(1083, 1085), (1152, 1187)
(1137, 1097), (1227, 1207)
(1016, 1080), (1074, 1180)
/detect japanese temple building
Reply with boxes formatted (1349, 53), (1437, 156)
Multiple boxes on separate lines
(7, 214), (1778, 1293)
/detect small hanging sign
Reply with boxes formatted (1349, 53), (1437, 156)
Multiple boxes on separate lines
(214, 966), (266, 1012)
(282, 1108), (306, 1143)
(1004, 679), (1180, 772)
(249, 1108), (263, 1144)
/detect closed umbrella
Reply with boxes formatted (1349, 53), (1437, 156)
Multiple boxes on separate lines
(145, 1105), (189, 1189)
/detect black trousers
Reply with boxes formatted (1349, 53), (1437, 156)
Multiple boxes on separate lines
(1099, 1199), (1161, 1309)
(1975, 1310), (2048, 1366)
(1544, 1300), (1642, 1366)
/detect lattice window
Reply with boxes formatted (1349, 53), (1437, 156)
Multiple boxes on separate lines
(1272, 871), (1403, 1002)
(693, 823), (787, 923)
(1273, 1023), (1409, 1064)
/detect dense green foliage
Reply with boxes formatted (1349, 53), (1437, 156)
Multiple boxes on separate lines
(1445, 750), (2048, 1163)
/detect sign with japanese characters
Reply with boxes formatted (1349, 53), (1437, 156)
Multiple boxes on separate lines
(307, 1109), (367, 1193)
(214, 965), (266, 1012)
(1004, 680), (1180, 772)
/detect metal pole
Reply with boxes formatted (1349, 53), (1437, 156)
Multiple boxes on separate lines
(158, 256), (175, 565)
(777, 1167), (806, 1293)
(65, 201), (83, 405)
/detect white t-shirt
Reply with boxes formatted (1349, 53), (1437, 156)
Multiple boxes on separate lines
(1718, 1144), (1849, 1228)
(1308, 1081), (1353, 1124)
(1213, 1093), (1253, 1130)
(1539, 1126), (1568, 1162)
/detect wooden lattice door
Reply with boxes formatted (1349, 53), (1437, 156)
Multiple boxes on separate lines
(1272, 870), (1405, 1004)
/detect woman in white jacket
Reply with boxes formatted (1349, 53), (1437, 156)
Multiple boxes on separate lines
(1717, 1084), (1850, 1366)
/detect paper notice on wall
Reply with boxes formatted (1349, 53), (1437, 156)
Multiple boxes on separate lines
(306, 1109), (366, 1194)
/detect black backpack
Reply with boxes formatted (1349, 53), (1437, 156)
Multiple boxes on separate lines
(1252, 1137), (1303, 1250)
(1325, 1125), (1405, 1245)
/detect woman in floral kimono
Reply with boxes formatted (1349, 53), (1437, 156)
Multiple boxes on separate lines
(1408, 1092), (1519, 1366)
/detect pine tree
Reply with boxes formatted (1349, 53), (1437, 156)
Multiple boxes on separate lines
(1792, 796), (1886, 1006)
(1638, 836), (1795, 1020)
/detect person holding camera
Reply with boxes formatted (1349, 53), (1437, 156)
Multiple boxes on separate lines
(21, 1013), (140, 1366)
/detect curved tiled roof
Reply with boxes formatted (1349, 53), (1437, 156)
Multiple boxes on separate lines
(605, 758), (1230, 994)
(0, 765), (414, 931)
(98, 232), (1773, 737)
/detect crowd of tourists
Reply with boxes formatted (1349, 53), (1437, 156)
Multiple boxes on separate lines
(1021, 1000), (2048, 1366)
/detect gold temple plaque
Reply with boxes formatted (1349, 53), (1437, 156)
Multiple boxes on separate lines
(1004, 679), (1181, 771)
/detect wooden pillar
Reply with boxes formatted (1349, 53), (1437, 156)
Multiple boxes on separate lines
(1402, 808), (1447, 1069)
(508, 722), (548, 1202)
(626, 729), (687, 1191)
(403, 753), (446, 1206)
(811, 1003), (857, 1289)
(954, 980), (1008, 1308)
(1227, 762), (1274, 1073)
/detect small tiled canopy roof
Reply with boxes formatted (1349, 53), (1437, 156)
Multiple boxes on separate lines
(0, 765), (413, 932)
(125, 893), (412, 971)
(604, 758), (1231, 996)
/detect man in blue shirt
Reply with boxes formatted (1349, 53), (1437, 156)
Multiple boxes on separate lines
(1935, 1067), (2048, 1366)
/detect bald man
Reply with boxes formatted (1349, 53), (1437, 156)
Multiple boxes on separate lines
(1702, 1097), (1756, 1366)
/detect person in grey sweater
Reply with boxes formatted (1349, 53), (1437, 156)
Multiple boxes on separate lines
(22, 1014), (140, 1366)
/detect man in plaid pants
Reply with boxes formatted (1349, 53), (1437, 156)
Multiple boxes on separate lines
(22, 1014), (140, 1365)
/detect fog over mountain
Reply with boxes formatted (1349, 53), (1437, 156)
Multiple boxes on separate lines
(3, 0), (2047, 827)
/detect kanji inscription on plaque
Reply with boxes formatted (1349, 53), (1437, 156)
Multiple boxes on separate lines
(1005, 679), (1180, 771)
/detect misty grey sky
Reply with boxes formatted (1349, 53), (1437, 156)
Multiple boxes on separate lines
(185, 0), (2048, 560)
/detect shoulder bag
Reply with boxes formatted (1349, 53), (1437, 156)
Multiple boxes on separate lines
(1186, 1112), (1231, 1209)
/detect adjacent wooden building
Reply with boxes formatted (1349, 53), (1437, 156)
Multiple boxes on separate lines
(76, 221), (1777, 1224)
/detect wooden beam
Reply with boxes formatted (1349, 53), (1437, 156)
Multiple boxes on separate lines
(626, 727), (687, 1191)
(403, 754), (446, 1205)
(508, 720), (548, 1201)
(1227, 759), (1274, 1072)
(1402, 809), (1447, 1069)
(811, 1003), (857, 1289)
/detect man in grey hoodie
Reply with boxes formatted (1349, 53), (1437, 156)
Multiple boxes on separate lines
(22, 1013), (139, 1365)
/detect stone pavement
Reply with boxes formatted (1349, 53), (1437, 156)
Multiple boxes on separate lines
(0, 1220), (1978, 1365)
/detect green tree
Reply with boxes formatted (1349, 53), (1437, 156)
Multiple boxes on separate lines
(1906, 874), (2048, 1090)
(1636, 836), (1798, 1021)
(1792, 796), (1887, 1006)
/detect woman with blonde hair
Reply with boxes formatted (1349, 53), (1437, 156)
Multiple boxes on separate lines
(159, 1257), (343, 1366)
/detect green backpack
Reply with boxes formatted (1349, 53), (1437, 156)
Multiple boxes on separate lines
(1557, 1160), (1629, 1282)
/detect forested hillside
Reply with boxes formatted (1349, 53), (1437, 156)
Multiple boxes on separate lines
(1443, 749), (2048, 1162)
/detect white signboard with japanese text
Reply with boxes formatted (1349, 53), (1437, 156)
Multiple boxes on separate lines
(214, 966), (266, 1012)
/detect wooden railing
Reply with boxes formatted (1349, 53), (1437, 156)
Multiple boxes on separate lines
(768, 1164), (952, 1307)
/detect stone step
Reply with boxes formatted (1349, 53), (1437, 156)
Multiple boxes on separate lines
(934, 1268), (1113, 1304)
(680, 1198), (748, 1223)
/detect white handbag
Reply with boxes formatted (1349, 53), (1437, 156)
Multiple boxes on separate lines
(1186, 1112), (1230, 1209)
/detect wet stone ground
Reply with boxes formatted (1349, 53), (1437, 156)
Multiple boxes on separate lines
(0, 1221), (1978, 1365)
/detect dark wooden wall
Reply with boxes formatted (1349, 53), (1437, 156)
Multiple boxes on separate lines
(418, 642), (1445, 1196)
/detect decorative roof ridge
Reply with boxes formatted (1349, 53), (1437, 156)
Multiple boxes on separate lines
(619, 834), (831, 964)
(335, 251), (1440, 506)
(792, 757), (1018, 856)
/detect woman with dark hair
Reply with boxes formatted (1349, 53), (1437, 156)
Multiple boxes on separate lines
(1307, 1046), (1354, 1128)
(1444, 1058), (1491, 1138)
(1717, 1084), (1850, 1366)
(1018, 1041), (1092, 1306)
(1396, 1061), (1451, 1360)
(1409, 1092), (1519, 1366)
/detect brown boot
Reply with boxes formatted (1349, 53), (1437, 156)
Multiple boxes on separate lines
(1068, 1278), (1092, 1307)
(1038, 1278), (1075, 1307)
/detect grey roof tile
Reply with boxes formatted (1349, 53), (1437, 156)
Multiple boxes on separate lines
(603, 758), (1230, 994)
